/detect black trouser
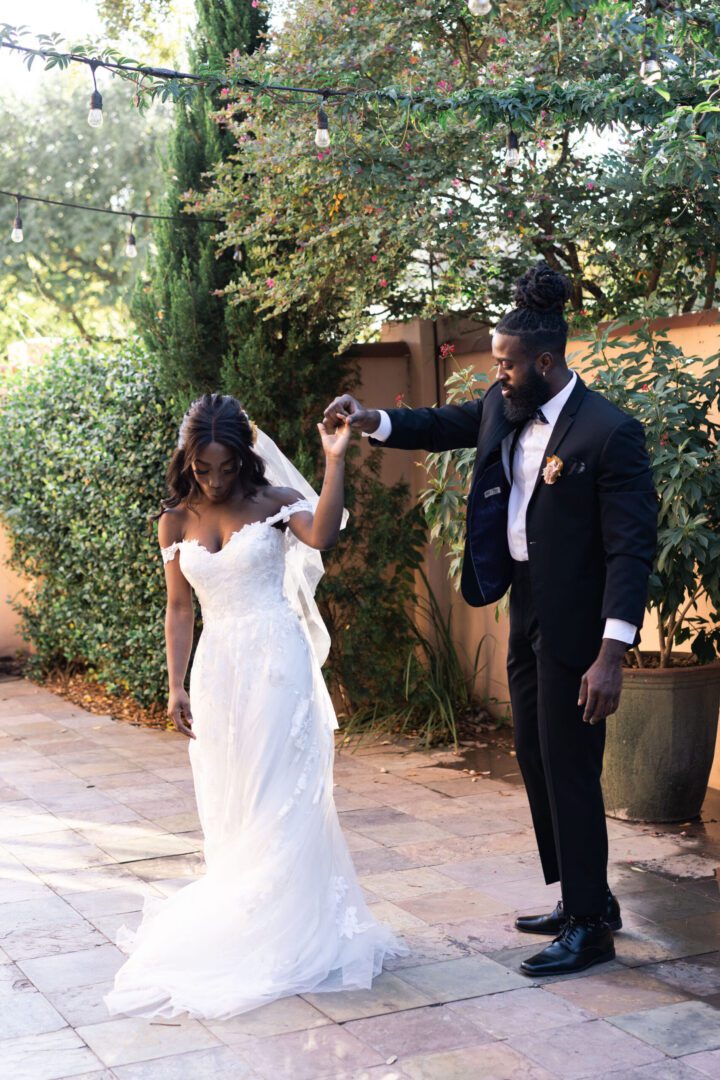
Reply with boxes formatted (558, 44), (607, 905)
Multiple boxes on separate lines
(506, 560), (608, 916)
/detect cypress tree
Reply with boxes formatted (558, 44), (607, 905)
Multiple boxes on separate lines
(133, 0), (266, 399)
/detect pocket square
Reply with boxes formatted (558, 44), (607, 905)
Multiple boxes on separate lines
(567, 458), (587, 476)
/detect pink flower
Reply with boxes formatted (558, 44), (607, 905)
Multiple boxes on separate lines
(507, 210), (514, 218)
(395, 393), (405, 406)
(380, 278), (388, 287)
(251, 0), (259, 7)
(220, 87), (230, 98)
(537, 139), (547, 149)
(587, 181), (595, 190)
(266, 277), (275, 288)
(660, 433), (669, 446)
(439, 343), (456, 358)
(436, 80), (452, 92)
(452, 178), (461, 188)
(641, 383), (649, 392)
(452, 58), (461, 66)
(498, 36), (508, 43)
(350, 4), (357, 11)
(370, 254), (378, 262)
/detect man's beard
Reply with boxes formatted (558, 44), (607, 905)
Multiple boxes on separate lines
(502, 367), (552, 424)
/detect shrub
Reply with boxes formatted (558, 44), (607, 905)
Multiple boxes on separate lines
(0, 340), (181, 704)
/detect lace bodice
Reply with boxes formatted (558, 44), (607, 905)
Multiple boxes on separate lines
(160, 500), (313, 625)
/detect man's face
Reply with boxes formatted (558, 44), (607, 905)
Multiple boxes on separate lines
(493, 332), (551, 424)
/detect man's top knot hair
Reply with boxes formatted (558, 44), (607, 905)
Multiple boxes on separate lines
(514, 262), (572, 314)
(495, 261), (572, 360)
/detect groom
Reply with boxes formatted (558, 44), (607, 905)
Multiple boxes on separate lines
(323, 263), (658, 976)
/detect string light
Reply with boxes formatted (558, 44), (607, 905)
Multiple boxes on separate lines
(468, 0), (493, 15)
(11, 194), (23, 243)
(88, 61), (104, 128)
(315, 101), (330, 148)
(125, 214), (137, 258)
(506, 129), (520, 167)
(640, 55), (662, 86)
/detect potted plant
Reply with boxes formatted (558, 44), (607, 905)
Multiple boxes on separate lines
(420, 329), (720, 823)
(588, 323), (720, 822)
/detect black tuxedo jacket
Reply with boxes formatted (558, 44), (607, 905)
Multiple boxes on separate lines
(370, 376), (658, 668)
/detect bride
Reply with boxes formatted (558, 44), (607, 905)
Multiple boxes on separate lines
(104, 392), (406, 1021)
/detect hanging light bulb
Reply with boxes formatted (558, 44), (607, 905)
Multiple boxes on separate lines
(11, 195), (23, 243)
(125, 214), (138, 258)
(468, 0), (492, 14)
(506, 130), (520, 168)
(640, 55), (661, 86)
(88, 62), (104, 127)
(315, 101), (330, 149)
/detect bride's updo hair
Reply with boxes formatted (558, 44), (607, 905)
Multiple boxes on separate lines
(496, 262), (573, 360)
(152, 392), (269, 521)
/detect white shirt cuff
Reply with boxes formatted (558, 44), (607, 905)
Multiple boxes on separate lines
(603, 619), (637, 646)
(361, 409), (392, 442)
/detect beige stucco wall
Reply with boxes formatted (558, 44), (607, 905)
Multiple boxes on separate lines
(0, 529), (28, 657)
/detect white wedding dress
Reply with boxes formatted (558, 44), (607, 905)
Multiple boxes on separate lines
(104, 500), (406, 1021)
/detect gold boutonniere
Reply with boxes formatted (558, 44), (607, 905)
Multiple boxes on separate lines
(542, 455), (564, 485)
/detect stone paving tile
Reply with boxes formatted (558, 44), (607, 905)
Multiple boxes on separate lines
(0, 1027), (105, 1080)
(395, 886), (512, 923)
(680, 1049), (720, 1076)
(383, 926), (476, 970)
(18, 942), (125, 994)
(545, 967), (691, 1017)
(393, 954), (527, 1003)
(356, 821), (454, 847)
(0, 959), (68, 1039)
(112, 1045), (257, 1079)
(63, 884), (162, 919)
(205, 995), (331, 1045)
(609, 1000), (720, 1057)
(400, 1042), (556, 1080)
(639, 953), (720, 998)
(359, 867), (467, 903)
(344, 1003), (494, 1058)
(593, 1062), (709, 1079)
(510, 1017), (665, 1077)
(433, 913), (530, 953)
(446, 985), (593, 1038)
(237, 1023), (386, 1079)
(76, 1015), (222, 1068)
(302, 971), (432, 1022)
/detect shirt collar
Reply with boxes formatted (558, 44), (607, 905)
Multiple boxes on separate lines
(536, 370), (577, 427)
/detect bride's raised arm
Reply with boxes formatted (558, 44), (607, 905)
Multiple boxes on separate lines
(271, 418), (350, 551)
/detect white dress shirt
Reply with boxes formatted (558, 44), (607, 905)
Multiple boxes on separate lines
(364, 376), (636, 646)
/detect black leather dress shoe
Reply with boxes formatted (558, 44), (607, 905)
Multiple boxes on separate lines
(520, 917), (615, 977)
(515, 891), (622, 935)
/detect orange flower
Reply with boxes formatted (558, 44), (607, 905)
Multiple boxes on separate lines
(542, 455), (563, 485)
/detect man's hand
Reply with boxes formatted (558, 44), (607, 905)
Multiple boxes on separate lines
(578, 639), (627, 724)
(323, 394), (381, 435)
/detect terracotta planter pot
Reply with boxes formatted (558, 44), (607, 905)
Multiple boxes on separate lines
(602, 663), (720, 823)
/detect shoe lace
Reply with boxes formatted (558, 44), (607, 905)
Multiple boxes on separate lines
(554, 915), (584, 947)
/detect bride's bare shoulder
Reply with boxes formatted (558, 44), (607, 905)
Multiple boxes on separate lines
(157, 505), (189, 546)
(265, 485), (309, 512)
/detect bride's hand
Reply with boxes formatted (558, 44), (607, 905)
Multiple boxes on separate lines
(167, 688), (196, 739)
(317, 417), (351, 459)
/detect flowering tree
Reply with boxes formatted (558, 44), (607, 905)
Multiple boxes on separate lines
(193, 0), (719, 347)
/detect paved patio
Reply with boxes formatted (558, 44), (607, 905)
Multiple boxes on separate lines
(0, 675), (718, 1080)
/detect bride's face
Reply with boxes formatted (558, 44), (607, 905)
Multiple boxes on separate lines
(191, 441), (239, 504)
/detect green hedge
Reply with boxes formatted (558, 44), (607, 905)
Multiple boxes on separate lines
(0, 340), (180, 704)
